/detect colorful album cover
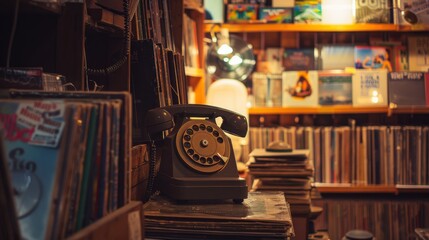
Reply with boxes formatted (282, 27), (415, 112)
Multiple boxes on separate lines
(0, 100), (68, 240)
(227, 4), (258, 22)
(282, 70), (319, 107)
(352, 69), (388, 107)
(318, 71), (353, 105)
(293, 0), (322, 23)
(388, 71), (427, 106)
(315, 45), (355, 70)
(355, 0), (391, 23)
(259, 7), (293, 23)
(354, 46), (392, 71)
(283, 48), (315, 71)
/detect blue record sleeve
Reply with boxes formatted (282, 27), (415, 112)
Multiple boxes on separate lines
(0, 99), (68, 240)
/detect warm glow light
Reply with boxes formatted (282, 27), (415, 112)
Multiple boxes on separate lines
(217, 44), (233, 55)
(322, 0), (354, 24)
(228, 55), (243, 66)
(371, 90), (379, 103)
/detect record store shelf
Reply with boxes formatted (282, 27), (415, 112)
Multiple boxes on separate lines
(205, 23), (429, 33)
(204, 23), (400, 33)
(248, 106), (429, 115)
(314, 183), (429, 194)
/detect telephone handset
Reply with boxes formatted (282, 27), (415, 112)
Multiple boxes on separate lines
(145, 104), (248, 203)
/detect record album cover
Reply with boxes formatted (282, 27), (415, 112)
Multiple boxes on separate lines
(315, 45), (355, 70)
(354, 46), (392, 71)
(408, 36), (429, 72)
(318, 71), (353, 105)
(282, 70), (319, 107)
(252, 72), (282, 107)
(283, 48), (315, 71)
(259, 7), (293, 23)
(352, 69), (388, 107)
(0, 99), (69, 240)
(294, 0), (322, 23)
(354, 0), (391, 23)
(388, 71), (427, 106)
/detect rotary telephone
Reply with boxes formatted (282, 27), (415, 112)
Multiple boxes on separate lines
(145, 104), (248, 203)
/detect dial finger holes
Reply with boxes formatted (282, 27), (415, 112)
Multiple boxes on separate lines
(206, 126), (213, 132)
(187, 149), (194, 155)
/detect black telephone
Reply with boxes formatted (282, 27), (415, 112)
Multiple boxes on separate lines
(145, 104), (248, 203)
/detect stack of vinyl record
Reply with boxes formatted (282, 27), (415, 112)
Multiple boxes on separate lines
(0, 126), (21, 240)
(248, 149), (314, 215)
(144, 191), (294, 240)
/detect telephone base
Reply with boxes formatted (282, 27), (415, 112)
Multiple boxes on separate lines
(157, 175), (248, 202)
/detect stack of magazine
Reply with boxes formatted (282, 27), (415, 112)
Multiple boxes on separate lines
(144, 191), (294, 240)
(0, 90), (132, 239)
(248, 149), (314, 215)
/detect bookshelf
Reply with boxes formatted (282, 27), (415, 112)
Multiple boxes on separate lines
(202, 15), (429, 240)
(184, 4), (206, 104)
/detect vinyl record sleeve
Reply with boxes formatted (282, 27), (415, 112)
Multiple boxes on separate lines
(0, 99), (70, 240)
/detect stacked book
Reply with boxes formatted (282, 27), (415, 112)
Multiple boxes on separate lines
(248, 149), (314, 215)
(144, 191), (294, 240)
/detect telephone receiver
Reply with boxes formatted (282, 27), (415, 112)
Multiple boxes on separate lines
(145, 104), (248, 139)
(144, 104), (248, 203)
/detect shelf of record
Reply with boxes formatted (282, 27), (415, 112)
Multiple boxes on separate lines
(247, 122), (429, 191)
(313, 183), (429, 194)
(204, 23), (429, 33)
(248, 70), (429, 115)
(0, 91), (134, 240)
(249, 106), (429, 115)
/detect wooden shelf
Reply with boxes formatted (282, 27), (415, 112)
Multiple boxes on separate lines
(315, 183), (397, 194)
(67, 201), (144, 240)
(204, 23), (400, 33)
(248, 106), (429, 115)
(398, 24), (429, 31)
(315, 183), (429, 194)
